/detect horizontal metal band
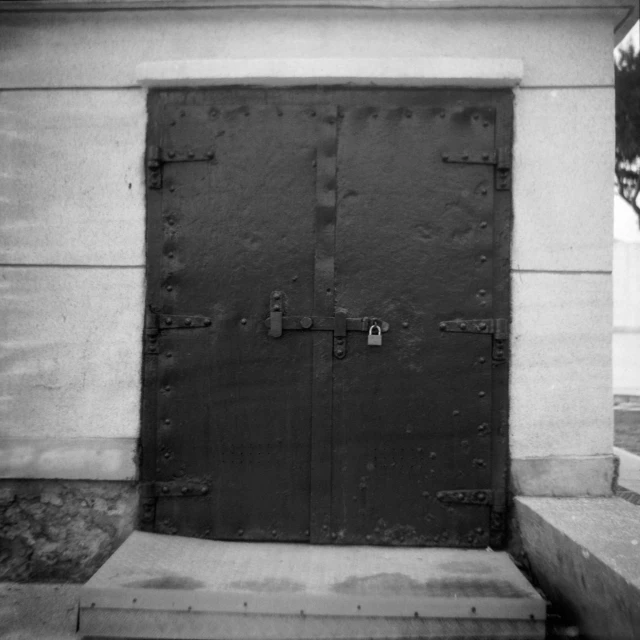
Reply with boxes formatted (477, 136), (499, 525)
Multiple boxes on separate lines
(265, 316), (390, 332)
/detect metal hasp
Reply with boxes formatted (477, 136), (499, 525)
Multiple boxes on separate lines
(439, 318), (509, 362)
(442, 146), (511, 191)
(266, 291), (389, 359)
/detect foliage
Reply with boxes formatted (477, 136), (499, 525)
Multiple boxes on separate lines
(616, 44), (640, 225)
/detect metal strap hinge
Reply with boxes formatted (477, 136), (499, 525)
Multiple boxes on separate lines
(146, 145), (216, 189)
(441, 146), (511, 191)
(439, 318), (509, 361)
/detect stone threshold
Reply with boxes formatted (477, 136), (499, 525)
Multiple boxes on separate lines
(78, 531), (546, 639)
(516, 496), (640, 640)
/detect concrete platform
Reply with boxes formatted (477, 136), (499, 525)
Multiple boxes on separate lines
(78, 531), (545, 639)
(516, 496), (640, 640)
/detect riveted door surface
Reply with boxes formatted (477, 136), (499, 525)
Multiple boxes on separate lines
(142, 89), (512, 548)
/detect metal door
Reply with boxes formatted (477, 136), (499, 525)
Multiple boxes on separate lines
(142, 89), (512, 548)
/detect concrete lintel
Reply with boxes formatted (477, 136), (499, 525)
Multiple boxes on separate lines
(0, 437), (138, 481)
(511, 455), (615, 497)
(516, 497), (640, 639)
(136, 57), (524, 88)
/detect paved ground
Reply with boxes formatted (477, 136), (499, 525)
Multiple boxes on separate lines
(0, 582), (80, 640)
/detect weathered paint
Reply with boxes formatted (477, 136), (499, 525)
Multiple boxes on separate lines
(0, 267), (144, 440)
(0, 90), (146, 266)
(510, 272), (613, 459)
(513, 87), (614, 272)
(0, 9), (618, 89)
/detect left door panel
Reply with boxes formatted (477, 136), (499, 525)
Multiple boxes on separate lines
(144, 99), (318, 541)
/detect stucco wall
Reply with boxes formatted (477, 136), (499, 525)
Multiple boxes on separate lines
(0, 3), (621, 494)
(613, 239), (640, 396)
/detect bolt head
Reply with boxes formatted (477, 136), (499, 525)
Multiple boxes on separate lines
(439, 322), (446, 331)
(402, 322), (409, 328)
(273, 305), (280, 312)
(164, 317), (173, 325)
(204, 318), (212, 326)
(459, 323), (467, 330)
(479, 322), (487, 330)
(184, 318), (192, 326)
(240, 318), (247, 325)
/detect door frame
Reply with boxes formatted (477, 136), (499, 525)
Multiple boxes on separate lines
(138, 63), (517, 547)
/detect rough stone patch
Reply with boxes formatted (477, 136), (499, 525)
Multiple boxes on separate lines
(0, 480), (137, 582)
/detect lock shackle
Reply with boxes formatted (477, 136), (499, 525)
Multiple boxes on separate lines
(369, 323), (381, 335)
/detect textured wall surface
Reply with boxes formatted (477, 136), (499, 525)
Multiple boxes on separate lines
(0, 480), (137, 582)
(0, 6), (619, 491)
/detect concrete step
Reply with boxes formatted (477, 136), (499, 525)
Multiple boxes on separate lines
(78, 531), (546, 639)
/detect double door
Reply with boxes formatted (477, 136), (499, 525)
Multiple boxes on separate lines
(142, 88), (512, 547)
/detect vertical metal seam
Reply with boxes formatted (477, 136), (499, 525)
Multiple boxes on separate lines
(309, 105), (338, 543)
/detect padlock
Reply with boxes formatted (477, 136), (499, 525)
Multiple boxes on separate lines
(367, 323), (382, 346)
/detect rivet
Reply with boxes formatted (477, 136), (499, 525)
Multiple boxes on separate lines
(167, 151), (175, 159)
(462, 151), (469, 160)
(166, 352), (172, 358)
(206, 151), (214, 160)
(478, 289), (486, 296)
(204, 318), (211, 326)
(480, 255), (487, 262)
(480, 221), (487, 228)
(162, 485), (169, 492)
(479, 322), (487, 330)
(478, 391), (486, 397)
(402, 322), (409, 328)
(238, 529), (244, 536)
(304, 529), (310, 536)
(453, 409), (460, 415)
(439, 322), (446, 331)
(188, 151), (195, 159)
(164, 317), (173, 325)
(240, 318), (247, 325)
(300, 317), (313, 329)
(169, 186), (175, 192)
(441, 152), (449, 161)
(459, 323), (467, 330)
(184, 318), (192, 326)
(271, 529), (277, 536)
(163, 453), (170, 459)
(331, 532), (337, 539)
(482, 153), (489, 161)
(273, 293), (281, 300)
(166, 285), (173, 291)
(430, 452), (437, 459)
(479, 357), (486, 363)
(273, 305), (281, 312)
(200, 486), (208, 494)
(481, 187), (488, 195)
(335, 349), (344, 356)
(164, 419), (171, 425)
(168, 252), (175, 259)
(167, 219), (174, 226)
(181, 486), (188, 494)
(164, 385), (171, 392)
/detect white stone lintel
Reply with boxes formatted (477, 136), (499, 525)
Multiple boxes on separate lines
(136, 57), (524, 88)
